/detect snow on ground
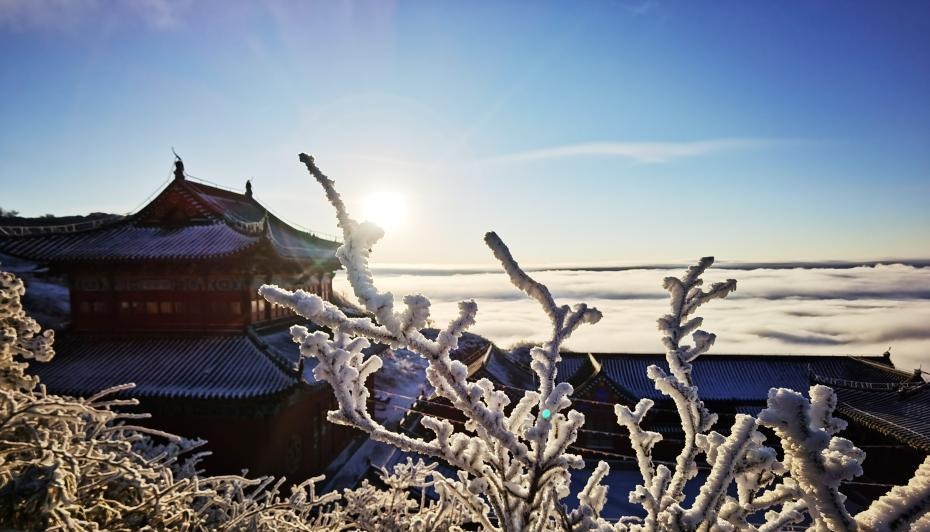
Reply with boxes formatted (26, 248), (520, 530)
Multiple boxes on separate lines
(0, 252), (40, 274)
(0, 252), (69, 330)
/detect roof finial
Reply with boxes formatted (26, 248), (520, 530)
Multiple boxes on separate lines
(172, 148), (185, 181)
(245, 179), (253, 198)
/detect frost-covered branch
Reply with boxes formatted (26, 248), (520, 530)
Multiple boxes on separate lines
(262, 154), (608, 531)
(607, 257), (746, 531)
(613, 398), (663, 526)
(757, 385), (864, 530)
(855, 455), (930, 531)
(1, 271), (54, 391)
(654, 259), (736, 506)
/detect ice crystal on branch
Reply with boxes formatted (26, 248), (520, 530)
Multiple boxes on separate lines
(1, 270), (54, 390)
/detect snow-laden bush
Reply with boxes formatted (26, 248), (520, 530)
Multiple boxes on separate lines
(1, 269), (333, 530)
(1, 269), (478, 531)
(259, 153), (930, 532)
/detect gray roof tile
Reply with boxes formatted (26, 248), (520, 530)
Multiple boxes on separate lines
(30, 333), (300, 400)
(589, 354), (909, 402)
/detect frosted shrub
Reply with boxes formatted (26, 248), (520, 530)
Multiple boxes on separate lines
(261, 154), (930, 531)
(0, 270), (347, 530)
(341, 458), (478, 531)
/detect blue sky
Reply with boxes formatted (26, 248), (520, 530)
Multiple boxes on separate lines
(1, 1), (928, 264)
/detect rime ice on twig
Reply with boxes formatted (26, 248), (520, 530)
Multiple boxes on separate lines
(653, 258), (736, 509)
(1, 270), (54, 391)
(856, 455), (930, 532)
(608, 256), (930, 531)
(757, 385), (864, 530)
(610, 257), (746, 530)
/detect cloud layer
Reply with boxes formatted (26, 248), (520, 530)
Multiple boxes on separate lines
(334, 264), (930, 373)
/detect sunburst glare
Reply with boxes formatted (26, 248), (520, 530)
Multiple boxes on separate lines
(359, 189), (407, 232)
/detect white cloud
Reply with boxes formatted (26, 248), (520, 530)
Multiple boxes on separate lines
(479, 139), (774, 165)
(334, 264), (930, 373)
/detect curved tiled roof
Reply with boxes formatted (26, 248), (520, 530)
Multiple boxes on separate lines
(836, 386), (930, 452)
(0, 223), (258, 262)
(0, 177), (339, 265)
(30, 334), (300, 400)
(475, 349), (537, 390)
(475, 350), (930, 451)
(0, 213), (124, 236)
(264, 216), (341, 262)
(558, 355), (589, 382)
(585, 354), (910, 402)
(186, 181), (267, 224)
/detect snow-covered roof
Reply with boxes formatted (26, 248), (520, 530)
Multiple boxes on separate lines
(562, 352), (930, 450)
(30, 332), (301, 400)
(0, 178), (339, 266)
(469, 348), (596, 393)
(0, 223), (257, 261)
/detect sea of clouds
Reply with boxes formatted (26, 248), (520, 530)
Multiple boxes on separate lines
(334, 262), (930, 373)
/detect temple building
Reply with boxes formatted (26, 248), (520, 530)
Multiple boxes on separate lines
(0, 158), (354, 479)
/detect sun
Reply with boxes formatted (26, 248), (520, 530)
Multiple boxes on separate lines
(359, 189), (407, 232)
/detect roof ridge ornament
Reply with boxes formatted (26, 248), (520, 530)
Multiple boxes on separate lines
(172, 149), (185, 181)
(245, 179), (253, 198)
